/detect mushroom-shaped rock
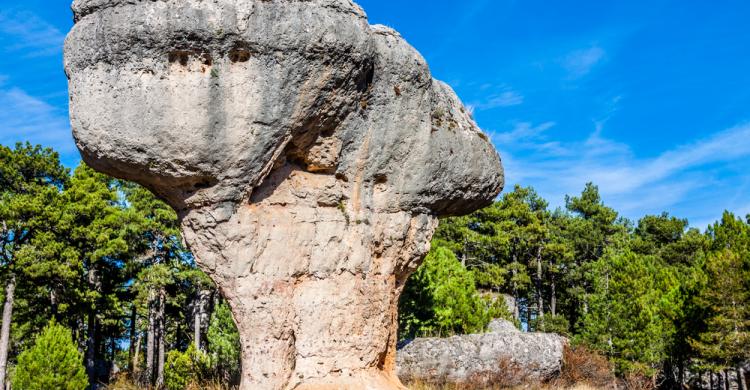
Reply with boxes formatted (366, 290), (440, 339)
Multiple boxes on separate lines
(65, 1), (504, 389)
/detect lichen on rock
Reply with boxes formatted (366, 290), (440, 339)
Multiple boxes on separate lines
(65, 0), (504, 388)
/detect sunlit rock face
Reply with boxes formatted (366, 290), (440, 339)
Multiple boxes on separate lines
(397, 320), (567, 387)
(65, 1), (504, 388)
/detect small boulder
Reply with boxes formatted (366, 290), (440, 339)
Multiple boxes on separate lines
(487, 318), (520, 334)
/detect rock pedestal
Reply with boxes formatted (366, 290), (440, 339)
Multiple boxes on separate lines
(65, 0), (503, 388)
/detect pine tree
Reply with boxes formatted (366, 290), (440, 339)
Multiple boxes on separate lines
(0, 143), (69, 387)
(563, 183), (627, 330)
(690, 249), (750, 371)
(120, 181), (185, 386)
(207, 301), (240, 384)
(13, 321), (87, 390)
(580, 249), (680, 379)
(59, 164), (131, 387)
(399, 245), (490, 338)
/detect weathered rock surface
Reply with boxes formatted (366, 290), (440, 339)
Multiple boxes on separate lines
(487, 318), (520, 334)
(397, 320), (566, 387)
(64, 0), (503, 389)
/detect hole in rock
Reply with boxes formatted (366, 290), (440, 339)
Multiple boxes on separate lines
(168, 51), (191, 66)
(374, 174), (387, 185)
(229, 48), (252, 63)
(200, 53), (213, 66)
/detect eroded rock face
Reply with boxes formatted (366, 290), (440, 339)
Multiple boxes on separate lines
(65, 0), (503, 388)
(397, 320), (566, 387)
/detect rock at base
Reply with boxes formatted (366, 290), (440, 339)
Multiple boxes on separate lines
(397, 326), (566, 388)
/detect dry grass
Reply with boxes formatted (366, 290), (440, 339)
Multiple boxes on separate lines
(406, 381), (607, 390)
(553, 345), (616, 389)
(103, 374), (231, 390)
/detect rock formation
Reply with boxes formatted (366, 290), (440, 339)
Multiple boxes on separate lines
(397, 320), (566, 387)
(64, 0), (503, 388)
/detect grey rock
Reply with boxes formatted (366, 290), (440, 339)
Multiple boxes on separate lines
(397, 330), (566, 387)
(487, 318), (520, 333)
(65, 0), (504, 389)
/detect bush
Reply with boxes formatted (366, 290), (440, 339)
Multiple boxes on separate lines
(556, 345), (616, 389)
(207, 301), (241, 384)
(399, 245), (492, 339)
(531, 314), (570, 336)
(164, 343), (211, 390)
(13, 321), (88, 390)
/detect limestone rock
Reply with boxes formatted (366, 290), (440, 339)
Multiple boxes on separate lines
(487, 318), (520, 333)
(397, 330), (566, 387)
(64, 0), (504, 389)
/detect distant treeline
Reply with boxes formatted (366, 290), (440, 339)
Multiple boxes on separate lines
(399, 184), (749, 388)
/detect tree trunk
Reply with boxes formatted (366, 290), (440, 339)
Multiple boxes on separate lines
(128, 304), (137, 371)
(550, 272), (556, 316)
(86, 309), (97, 388)
(535, 246), (544, 321)
(194, 291), (203, 350)
(511, 251), (520, 324)
(146, 291), (156, 385)
(525, 300), (532, 331)
(155, 287), (166, 389)
(86, 266), (100, 389)
(724, 370), (729, 390)
(711, 372), (715, 390)
(50, 288), (58, 318)
(132, 327), (143, 380)
(110, 336), (116, 364)
(737, 366), (745, 390)
(0, 275), (16, 388)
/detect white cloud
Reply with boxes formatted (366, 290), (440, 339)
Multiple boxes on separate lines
(496, 122), (750, 224)
(475, 91), (524, 110)
(0, 11), (65, 57)
(0, 86), (75, 157)
(470, 87), (524, 111)
(562, 46), (605, 78)
(492, 121), (556, 145)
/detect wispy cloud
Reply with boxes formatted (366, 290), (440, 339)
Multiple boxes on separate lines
(562, 46), (605, 78)
(495, 121), (750, 225)
(0, 86), (75, 157)
(492, 121), (555, 144)
(0, 11), (65, 57)
(469, 86), (525, 112)
(473, 90), (525, 110)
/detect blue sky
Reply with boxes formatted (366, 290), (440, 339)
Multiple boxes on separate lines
(1, 1), (749, 228)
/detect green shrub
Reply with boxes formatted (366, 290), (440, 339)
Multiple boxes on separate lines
(165, 343), (211, 390)
(399, 245), (491, 339)
(207, 301), (241, 383)
(164, 344), (211, 390)
(13, 321), (88, 390)
(532, 314), (571, 336)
